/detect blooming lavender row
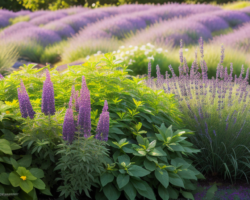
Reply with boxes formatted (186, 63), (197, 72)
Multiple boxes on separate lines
(67, 4), (220, 50)
(211, 22), (250, 52)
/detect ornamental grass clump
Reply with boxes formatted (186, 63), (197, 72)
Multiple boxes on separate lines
(146, 37), (250, 184)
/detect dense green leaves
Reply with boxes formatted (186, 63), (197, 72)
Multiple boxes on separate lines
(103, 183), (121, 200)
(101, 173), (115, 187)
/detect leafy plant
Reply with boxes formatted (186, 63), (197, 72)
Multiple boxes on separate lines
(0, 139), (51, 200)
(97, 123), (204, 200)
(55, 136), (109, 200)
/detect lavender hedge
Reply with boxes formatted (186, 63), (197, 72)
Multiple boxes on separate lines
(43, 21), (76, 38)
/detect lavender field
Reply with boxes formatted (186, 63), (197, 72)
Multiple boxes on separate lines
(1, 1), (250, 200)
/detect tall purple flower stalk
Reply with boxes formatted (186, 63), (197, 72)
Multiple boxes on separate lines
(62, 108), (75, 143)
(95, 100), (110, 141)
(41, 69), (56, 116)
(77, 76), (91, 138)
(17, 80), (36, 119)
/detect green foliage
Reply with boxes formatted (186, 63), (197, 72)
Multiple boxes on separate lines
(97, 123), (204, 200)
(115, 43), (250, 80)
(0, 138), (51, 200)
(0, 0), (25, 11)
(9, 15), (30, 25)
(55, 136), (109, 200)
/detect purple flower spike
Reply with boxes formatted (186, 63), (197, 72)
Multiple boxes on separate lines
(0, 74), (4, 79)
(42, 69), (56, 116)
(62, 108), (75, 143)
(78, 76), (91, 138)
(95, 100), (110, 142)
(69, 85), (75, 109)
(17, 80), (36, 119)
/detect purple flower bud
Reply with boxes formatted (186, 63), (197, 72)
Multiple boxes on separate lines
(41, 69), (55, 115)
(95, 100), (109, 142)
(77, 76), (91, 138)
(199, 37), (204, 60)
(17, 80), (36, 119)
(75, 91), (79, 112)
(213, 130), (216, 136)
(0, 74), (4, 79)
(69, 85), (75, 109)
(102, 100), (108, 112)
(62, 108), (75, 143)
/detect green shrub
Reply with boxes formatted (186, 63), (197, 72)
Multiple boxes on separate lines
(9, 15), (30, 25)
(97, 123), (204, 200)
(55, 136), (109, 200)
(114, 43), (250, 80)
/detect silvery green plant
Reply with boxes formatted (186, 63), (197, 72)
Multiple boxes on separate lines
(146, 37), (250, 184)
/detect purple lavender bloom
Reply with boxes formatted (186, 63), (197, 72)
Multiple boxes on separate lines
(15, 10), (31, 16)
(43, 21), (76, 38)
(95, 100), (109, 141)
(0, 22), (35, 39)
(41, 69), (56, 116)
(0, 74), (3, 79)
(0, 14), (10, 28)
(4, 27), (61, 46)
(213, 10), (250, 27)
(77, 76), (91, 138)
(69, 85), (75, 109)
(29, 11), (68, 26)
(75, 91), (79, 113)
(188, 13), (229, 32)
(59, 14), (91, 33)
(28, 10), (50, 19)
(17, 80), (36, 119)
(212, 22), (250, 52)
(62, 108), (75, 143)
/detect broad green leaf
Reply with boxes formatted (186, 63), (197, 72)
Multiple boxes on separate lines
(124, 182), (136, 200)
(136, 135), (144, 145)
(10, 158), (19, 170)
(144, 159), (156, 171)
(183, 179), (197, 190)
(205, 183), (218, 199)
(136, 181), (156, 200)
(0, 139), (12, 155)
(9, 172), (21, 187)
(40, 186), (53, 196)
(118, 154), (130, 165)
(31, 178), (45, 190)
(16, 167), (37, 181)
(146, 155), (158, 163)
(0, 129), (16, 142)
(128, 165), (150, 177)
(168, 144), (185, 152)
(103, 183), (121, 200)
(117, 174), (130, 189)
(178, 169), (197, 180)
(155, 168), (169, 188)
(0, 172), (11, 185)
(0, 163), (5, 172)
(131, 179), (146, 191)
(180, 189), (194, 200)
(169, 172), (184, 188)
(155, 133), (164, 142)
(9, 142), (22, 151)
(167, 185), (179, 199)
(100, 173), (114, 187)
(19, 180), (33, 193)
(158, 184), (169, 200)
(148, 140), (156, 149)
(148, 147), (166, 156)
(110, 127), (125, 135)
(17, 155), (32, 168)
(29, 168), (44, 179)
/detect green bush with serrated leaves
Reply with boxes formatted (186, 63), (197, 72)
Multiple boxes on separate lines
(97, 123), (204, 200)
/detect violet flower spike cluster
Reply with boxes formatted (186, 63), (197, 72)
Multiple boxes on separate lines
(95, 100), (110, 142)
(0, 74), (4, 79)
(17, 80), (36, 119)
(77, 76), (91, 138)
(41, 69), (56, 116)
(62, 108), (75, 143)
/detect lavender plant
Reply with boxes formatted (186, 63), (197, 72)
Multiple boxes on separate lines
(145, 38), (250, 184)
